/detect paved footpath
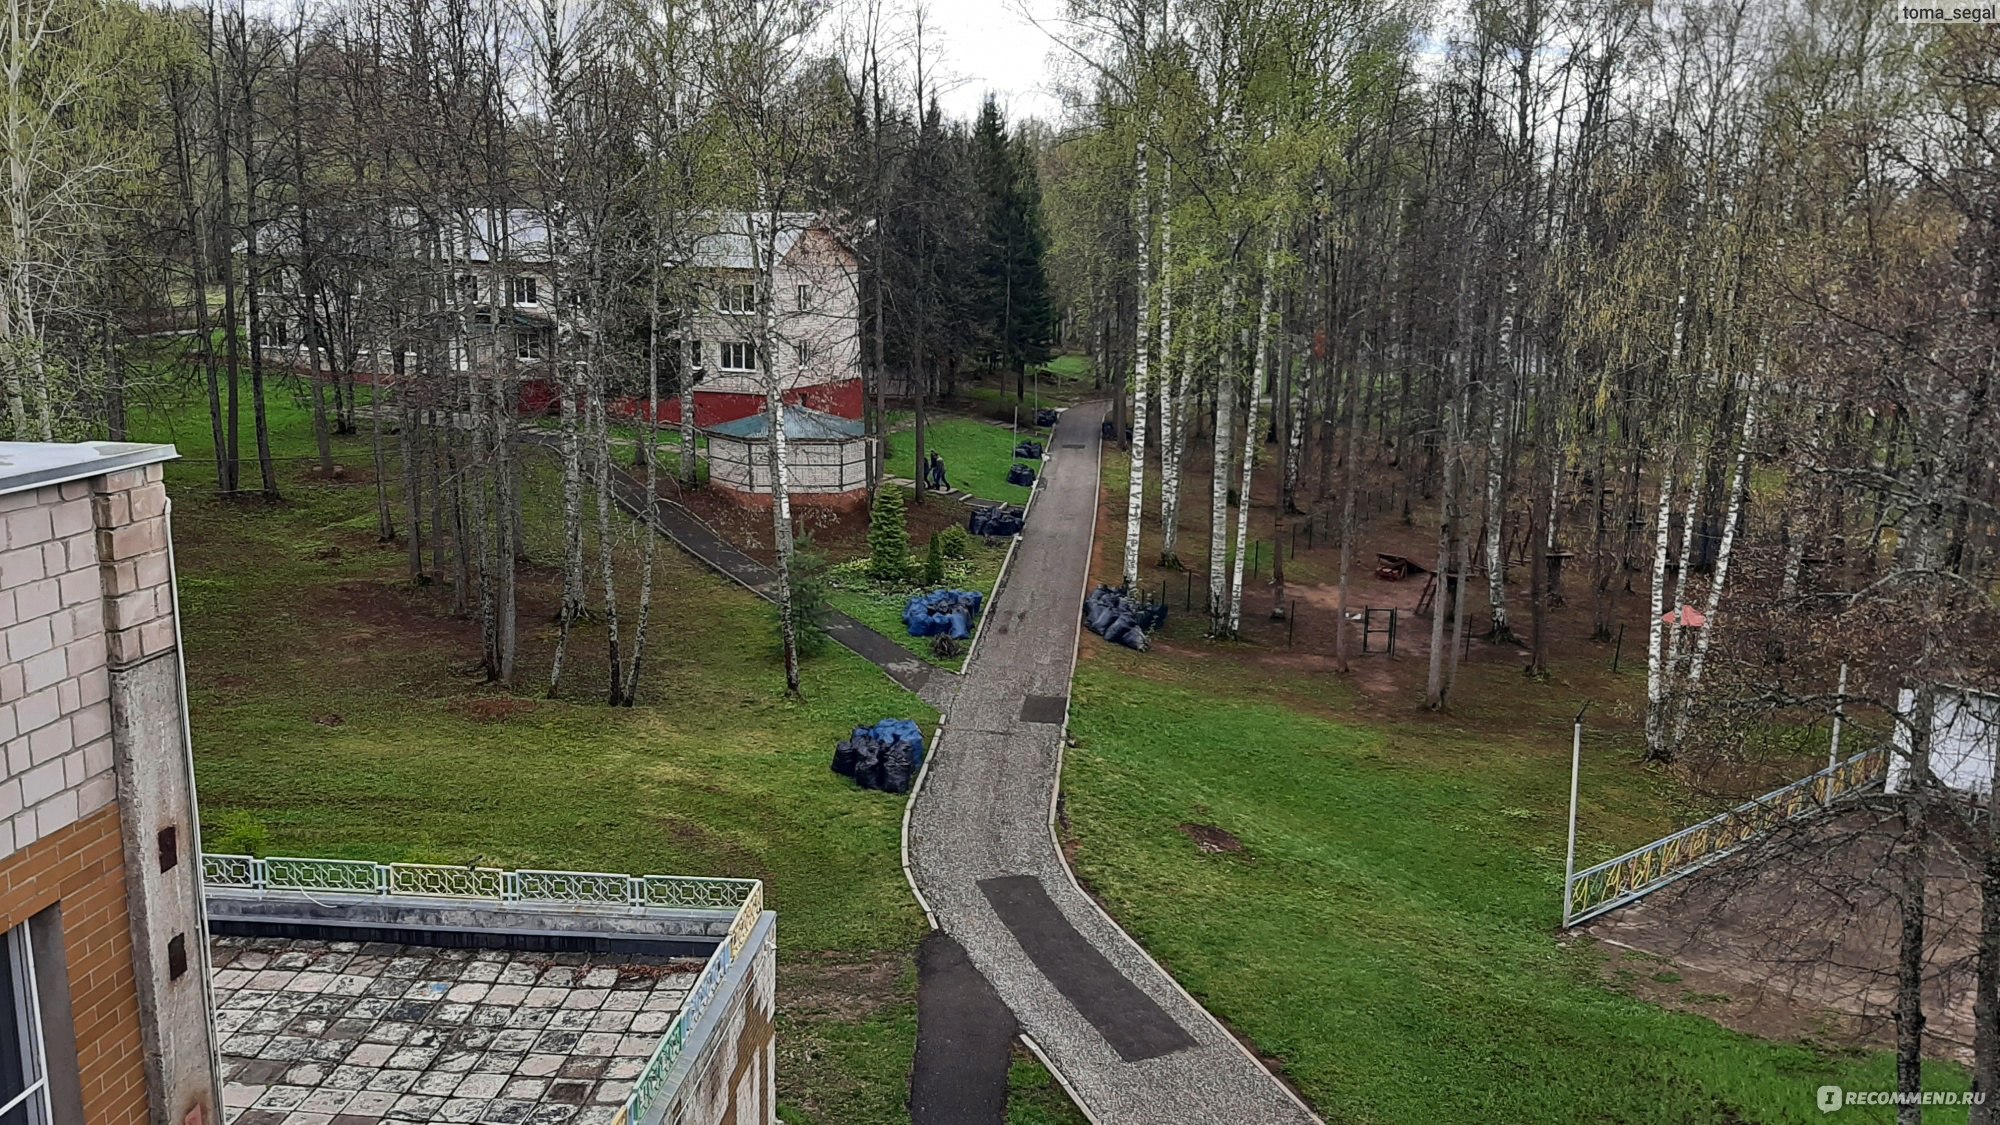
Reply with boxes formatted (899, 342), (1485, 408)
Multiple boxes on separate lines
(907, 403), (1321, 1125)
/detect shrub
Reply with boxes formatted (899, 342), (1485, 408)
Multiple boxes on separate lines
(867, 486), (909, 581)
(922, 534), (946, 585)
(782, 538), (832, 658)
(206, 810), (270, 858)
(937, 525), (971, 560)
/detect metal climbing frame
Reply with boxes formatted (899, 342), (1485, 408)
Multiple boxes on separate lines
(1560, 746), (1888, 927)
(1360, 608), (1397, 655)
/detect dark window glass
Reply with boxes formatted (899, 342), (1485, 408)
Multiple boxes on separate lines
(0, 943), (21, 1105)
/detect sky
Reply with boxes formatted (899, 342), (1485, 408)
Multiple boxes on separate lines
(915, 0), (1069, 125)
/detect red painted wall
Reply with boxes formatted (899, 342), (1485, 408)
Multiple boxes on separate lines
(614, 379), (864, 427)
(506, 378), (866, 427)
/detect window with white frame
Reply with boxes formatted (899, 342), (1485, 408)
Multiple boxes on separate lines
(795, 284), (810, 312)
(794, 341), (809, 368)
(509, 276), (539, 306)
(719, 341), (755, 372)
(0, 925), (51, 1124)
(515, 330), (543, 361)
(719, 282), (757, 314)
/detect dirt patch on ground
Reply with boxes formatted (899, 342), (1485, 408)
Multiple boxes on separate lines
(299, 462), (377, 485)
(1587, 804), (1981, 1062)
(674, 475), (971, 567)
(448, 697), (541, 724)
(778, 950), (910, 1023)
(1177, 822), (1247, 854)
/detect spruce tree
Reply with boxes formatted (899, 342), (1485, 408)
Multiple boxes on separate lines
(973, 96), (1055, 393)
(868, 485), (910, 581)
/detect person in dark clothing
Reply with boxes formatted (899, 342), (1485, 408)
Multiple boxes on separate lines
(931, 452), (949, 491)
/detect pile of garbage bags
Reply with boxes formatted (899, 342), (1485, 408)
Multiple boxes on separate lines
(1007, 463), (1038, 487)
(1035, 408), (1060, 427)
(1014, 440), (1044, 459)
(1083, 584), (1167, 651)
(968, 505), (1025, 537)
(1100, 420), (1135, 442)
(833, 719), (927, 794)
(903, 589), (983, 639)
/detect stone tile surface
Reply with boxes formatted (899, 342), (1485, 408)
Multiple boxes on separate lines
(214, 936), (699, 1125)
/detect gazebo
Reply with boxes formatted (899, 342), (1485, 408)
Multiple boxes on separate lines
(702, 406), (871, 510)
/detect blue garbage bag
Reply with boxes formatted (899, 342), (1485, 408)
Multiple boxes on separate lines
(834, 718), (928, 793)
(1081, 583), (1154, 652)
(968, 505), (1025, 537)
(903, 589), (984, 639)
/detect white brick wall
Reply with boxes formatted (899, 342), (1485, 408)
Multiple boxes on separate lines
(0, 481), (116, 858)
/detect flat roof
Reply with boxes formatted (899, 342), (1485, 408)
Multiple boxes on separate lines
(214, 935), (701, 1125)
(0, 441), (177, 497)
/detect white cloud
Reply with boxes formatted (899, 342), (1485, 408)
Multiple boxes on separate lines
(920, 0), (1066, 124)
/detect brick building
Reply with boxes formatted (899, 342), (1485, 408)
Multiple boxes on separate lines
(0, 441), (220, 1124)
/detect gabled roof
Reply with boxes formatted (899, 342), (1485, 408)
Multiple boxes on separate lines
(702, 406), (865, 442)
(681, 212), (841, 271)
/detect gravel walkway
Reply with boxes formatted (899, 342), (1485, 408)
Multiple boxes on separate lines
(907, 402), (1321, 1125)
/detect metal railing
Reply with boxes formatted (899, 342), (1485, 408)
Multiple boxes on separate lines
(201, 854), (765, 1125)
(1562, 746), (1888, 927)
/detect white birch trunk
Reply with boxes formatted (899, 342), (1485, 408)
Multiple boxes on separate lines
(681, 301), (699, 486)
(1227, 235), (1279, 634)
(1483, 375), (1512, 640)
(1674, 380), (1759, 744)
(1121, 132), (1152, 588)
(1643, 459), (1679, 758)
(1208, 285), (1237, 635)
(1159, 334), (1191, 565)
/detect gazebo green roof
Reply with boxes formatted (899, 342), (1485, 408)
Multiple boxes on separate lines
(703, 407), (866, 442)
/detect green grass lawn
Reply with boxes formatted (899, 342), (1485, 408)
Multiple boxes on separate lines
(891, 416), (1039, 504)
(1060, 651), (1964, 1124)
(825, 539), (1010, 671)
(124, 376), (1087, 1124)
(124, 385), (942, 1123)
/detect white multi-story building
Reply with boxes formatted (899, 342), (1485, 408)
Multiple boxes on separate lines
(676, 211), (863, 426)
(260, 209), (864, 429)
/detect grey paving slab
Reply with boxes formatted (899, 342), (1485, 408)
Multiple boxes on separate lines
(214, 936), (693, 1125)
(908, 402), (1323, 1125)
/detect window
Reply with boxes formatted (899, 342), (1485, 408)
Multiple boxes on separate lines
(719, 341), (755, 372)
(0, 925), (50, 1124)
(719, 282), (756, 314)
(795, 284), (810, 312)
(455, 274), (479, 302)
(509, 276), (539, 306)
(794, 341), (809, 368)
(515, 330), (543, 361)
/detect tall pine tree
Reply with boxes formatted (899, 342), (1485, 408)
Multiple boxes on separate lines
(972, 96), (1054, 396)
